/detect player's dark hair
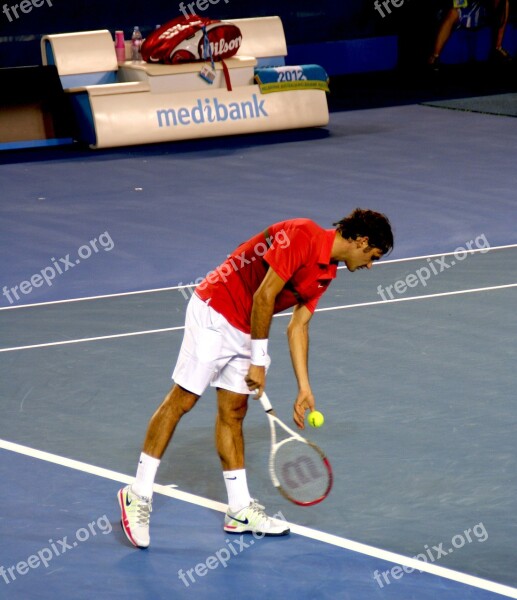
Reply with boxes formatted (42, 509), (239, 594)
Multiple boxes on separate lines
(333, 208), (394, 255)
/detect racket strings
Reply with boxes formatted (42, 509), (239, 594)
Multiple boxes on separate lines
(273, 439), (331, 504)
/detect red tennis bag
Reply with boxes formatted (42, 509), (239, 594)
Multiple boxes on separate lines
(141, 15), (242, 64)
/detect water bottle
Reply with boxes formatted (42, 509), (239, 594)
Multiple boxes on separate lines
(131, 26), (143, 62)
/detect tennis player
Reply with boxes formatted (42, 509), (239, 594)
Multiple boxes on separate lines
(118, 208), (394, 548)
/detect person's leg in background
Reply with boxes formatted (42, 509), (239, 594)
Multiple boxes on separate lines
(490, 0), (512, 61)
(428, 8), (461, 66)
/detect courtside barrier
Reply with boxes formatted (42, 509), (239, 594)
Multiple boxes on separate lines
(41, 17), (330, 149)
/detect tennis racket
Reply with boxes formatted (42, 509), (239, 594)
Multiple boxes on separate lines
(258, 391), (333, 506)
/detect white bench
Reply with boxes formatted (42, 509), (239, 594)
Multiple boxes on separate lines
(41, 17), (329, 149)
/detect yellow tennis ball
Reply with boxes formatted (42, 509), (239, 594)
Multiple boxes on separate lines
(308, 410), (324, 428)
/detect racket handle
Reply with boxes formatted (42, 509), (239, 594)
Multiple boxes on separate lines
(256, 391), (273, 412)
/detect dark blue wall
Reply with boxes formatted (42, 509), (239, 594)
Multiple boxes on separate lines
(0, 0), (424, 68)
(3, 1), (516, 70)
(2, 0), (380, 41)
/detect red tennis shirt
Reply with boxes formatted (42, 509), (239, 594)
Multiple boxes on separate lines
(195, 219), (338, 334)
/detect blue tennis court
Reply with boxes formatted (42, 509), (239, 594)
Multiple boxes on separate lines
(1, 103), (516, 599)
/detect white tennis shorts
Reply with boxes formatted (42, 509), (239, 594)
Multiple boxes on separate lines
(172, 293), (270, 396)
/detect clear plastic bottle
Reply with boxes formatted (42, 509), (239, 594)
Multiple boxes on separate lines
(131, 26), (143, 62)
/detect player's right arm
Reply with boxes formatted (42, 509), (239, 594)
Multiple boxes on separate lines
(244, 267), (286, 396)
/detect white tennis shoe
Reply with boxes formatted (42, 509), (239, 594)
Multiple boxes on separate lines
(118, 485), (152, 548)
(224, 500), (290, 536)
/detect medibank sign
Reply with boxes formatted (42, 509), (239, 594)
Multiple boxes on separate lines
(156, 94), (268, 128)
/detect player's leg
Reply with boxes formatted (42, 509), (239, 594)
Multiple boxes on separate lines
(216, 387), (289, 536)
(215, 387), (249, 471)
(142, 384), (200, 460)
(118, 384), (199, 548)
(211, 337), (256, 516)
(215, 388), (253, 513)
(212, 322), (289, 536)
(119, 293), (219, 548)
(428, 8), (460, 66)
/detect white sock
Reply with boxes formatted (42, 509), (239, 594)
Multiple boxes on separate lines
(132, 452), (160, 499)
(223, 469), (253, 512)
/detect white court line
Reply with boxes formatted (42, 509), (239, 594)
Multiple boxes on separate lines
(0, 326), (185, 353)
(350, 242), (517, 268)
(1, 243), (515, 312)
(0, 284), (187, 312)
(1, 438), (516, 599)
(308, 282), (517, 316)
(1, 282), (516, 353)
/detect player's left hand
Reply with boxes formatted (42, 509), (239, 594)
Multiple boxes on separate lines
(293, 390), (315, 430)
